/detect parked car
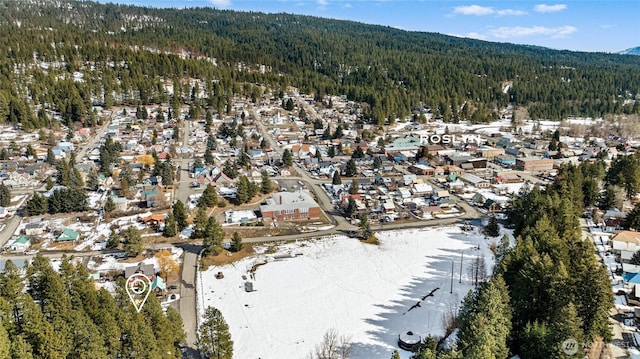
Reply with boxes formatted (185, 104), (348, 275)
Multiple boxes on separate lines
(168, 285), (179, 290)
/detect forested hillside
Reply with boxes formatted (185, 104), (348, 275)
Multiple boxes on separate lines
(0, 255), (185, 358)
(0, 0), (639, 132)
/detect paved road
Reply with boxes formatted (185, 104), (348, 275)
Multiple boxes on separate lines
(177, 243), (201, 348)
(77, 116), (112, 161)
(252, 106), (354, 231)
(0, 215), (23, 249)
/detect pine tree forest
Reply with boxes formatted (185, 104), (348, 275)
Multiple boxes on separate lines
(0, 255), (185, 358)
(0, 0), (638, 132)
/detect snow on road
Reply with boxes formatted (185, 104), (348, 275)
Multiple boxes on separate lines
(199, 226), (498, 359)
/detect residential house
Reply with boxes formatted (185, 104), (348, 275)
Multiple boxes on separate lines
(111, 197), (128, 212)
(318, 161), (339, 177)
(412, 183), (433, 196)
(402, 174), (417, 186)
(433, 190), (451, 202)
(141, 186), (164, 208)
(612, 231), (640, 262)
(260, 190), (321, 222)
(24, 223), (45, 236)
(484, 199), (503, 213)
(8, 236), (30, 252)
(381, 200), (396, 214)
(2, 172), (34, 189)
(472, 193), (489, 206)
(124, 262), (155, 279)
(56, 228), (80, 242)
(140, 213), (166, 226)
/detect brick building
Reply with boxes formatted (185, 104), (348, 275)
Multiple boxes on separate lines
(260, 190), (321, 222)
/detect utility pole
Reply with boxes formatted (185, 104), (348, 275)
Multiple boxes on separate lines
(459, 251), (463, 283)
(450, 260), (454, 294)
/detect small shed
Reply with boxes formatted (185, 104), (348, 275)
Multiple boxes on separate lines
(244, 281), (254, 292)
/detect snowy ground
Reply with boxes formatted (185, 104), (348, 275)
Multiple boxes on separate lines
(198, 226), (500, 359)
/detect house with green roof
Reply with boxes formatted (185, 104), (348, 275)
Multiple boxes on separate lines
(9, 236), (30, 252)
(56, 229), (80, 242)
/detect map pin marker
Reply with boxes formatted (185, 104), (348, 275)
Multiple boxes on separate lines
(126, 273), (153, 312)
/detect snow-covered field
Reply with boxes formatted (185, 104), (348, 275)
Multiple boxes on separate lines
(198, 226), (499, 359)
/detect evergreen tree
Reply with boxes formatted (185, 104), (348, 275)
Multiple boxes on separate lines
(624, 203), (640, 231)
(230, 231), (243, 252)
(349, 180), (359, 194)
(26, 192), (48, 216)
(46, 148), (56, 165)
(198, 306), (233, 359)
(86, 171), (99, 191)
(332, 171), (342, 185)
(0, 322), (9, 358)
(345, 159), (358, 177)
(103, 196), (116, 213)
(359, 214), (371, 239)
(483, 215), (500, 237)
(45, 177), (54, 191)
(599, 184), (616, 210)
(351, 146), (365, 159)
(172, 200), (188, 231)
(222, 160), (238, 179)
(284, 98), (294, 111)
(192, 207), (209, 239)
(163, 213), (177, 237)
(199, 185), (218, 208)
(327, 146), (336, 158)
(9, 335), (34, 359)
(203, 217), (224, 256)
(345, 197), (357, 217)
(282, 148), (293, 166)
(373, 156), (382, 169)
(122, 227), (142, 257)
(457, 276), (512, 359)
(0, 184), (10, 207)
(236, 176), (250, 204)
(204, 148), (214, 165)
(260, 170), (272, 194)
(106, 227), (120, 249)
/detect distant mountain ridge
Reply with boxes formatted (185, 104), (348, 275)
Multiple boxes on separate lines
(620, 47), (640, 55)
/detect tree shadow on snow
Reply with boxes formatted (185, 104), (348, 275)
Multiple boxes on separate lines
(350, 228), (493, 358)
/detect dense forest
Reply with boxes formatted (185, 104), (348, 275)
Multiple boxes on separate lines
(0, 255), (185, 358)
(0, 0), (639, 131)
(422, 162), (614, 359)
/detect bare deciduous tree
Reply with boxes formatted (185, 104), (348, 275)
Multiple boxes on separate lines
(308, 329), (353, 359)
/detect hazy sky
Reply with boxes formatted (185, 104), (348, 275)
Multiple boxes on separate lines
(98, 0), (639, 53)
